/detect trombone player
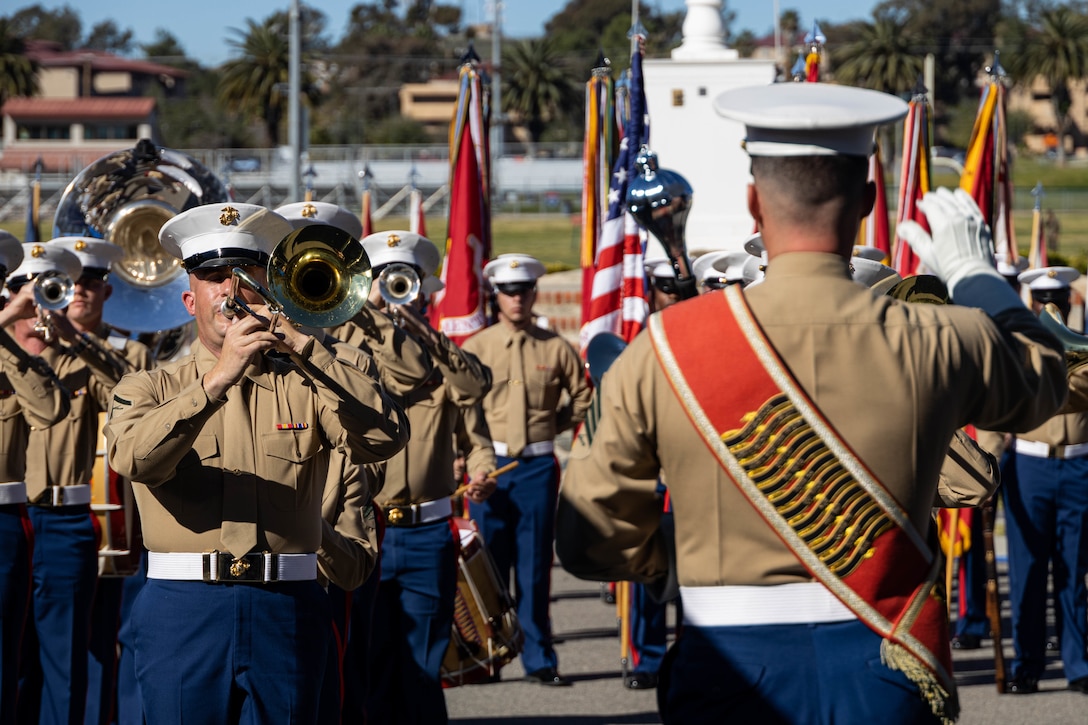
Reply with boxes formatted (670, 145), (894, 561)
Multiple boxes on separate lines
(7, 243), (123, 725)
(104, 203), (409, 724)
(357, 231), (496, 724)
(0, 232), (70, 724)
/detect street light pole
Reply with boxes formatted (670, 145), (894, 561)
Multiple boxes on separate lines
(288, 0), (301, 203)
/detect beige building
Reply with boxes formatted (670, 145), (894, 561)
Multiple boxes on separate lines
(0, 40), (186, 173)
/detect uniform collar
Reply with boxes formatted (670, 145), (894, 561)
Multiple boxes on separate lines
(764, 252), (852, 281)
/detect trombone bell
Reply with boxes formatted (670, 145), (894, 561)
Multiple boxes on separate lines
(1039, 302), (1088, 375)
(267, 225), (372, 328)
(379, 263), (421, 307)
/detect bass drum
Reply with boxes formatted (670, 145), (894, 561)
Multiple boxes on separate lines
(441, 517), (524, 687)
(91, 412), (142, 577)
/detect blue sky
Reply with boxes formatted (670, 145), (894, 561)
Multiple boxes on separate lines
(18, 1), (873, 66)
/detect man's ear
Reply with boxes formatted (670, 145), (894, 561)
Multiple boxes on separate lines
(747, 183), (762, 229)
(182, 290), (196, 316)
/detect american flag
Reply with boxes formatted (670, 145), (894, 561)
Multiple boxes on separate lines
(893, 93), (931, 277)
(579, 45), (648, 352)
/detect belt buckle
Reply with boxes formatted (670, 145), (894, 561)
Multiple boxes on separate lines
(203, 552), (267, 583)
(386, 506), (406, 525)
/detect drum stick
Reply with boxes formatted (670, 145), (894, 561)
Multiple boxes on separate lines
(451, 461), (520, 498)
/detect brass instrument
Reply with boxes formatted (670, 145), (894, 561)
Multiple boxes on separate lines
(53, 138), (231, 356)
(378, 262), (421, 307)
(32, 270), (75, 342)
(222, 225), (372, 330)
(1039, 302), (1088, 374)
(625, 145), (697, 300)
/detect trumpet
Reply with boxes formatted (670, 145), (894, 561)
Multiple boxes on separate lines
(1039, 302), (1088, 374)
(32, 271), (76, 342)
(220, 225), (373, 330)
(378, 263), (421, 307)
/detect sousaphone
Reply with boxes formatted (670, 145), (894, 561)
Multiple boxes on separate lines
(53, 138), (231, 342)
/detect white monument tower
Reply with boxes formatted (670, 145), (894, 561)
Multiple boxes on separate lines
(642, 0), (776, 253)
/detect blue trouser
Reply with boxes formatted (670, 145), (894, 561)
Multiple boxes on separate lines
(0, 503), (31, 723)
(659, 619), (940, 724)
(19, 505), (98, 725)
(953, 511), (989, 638)
(629, 583), (667, 674)
(470, 453), (560, 674)
(131, 578), (331, 725)
(84, 576), (123, 725)
(365, 520), (456, 724)
(1003, 452), (1088, 682)
(114, 552), (147, 725)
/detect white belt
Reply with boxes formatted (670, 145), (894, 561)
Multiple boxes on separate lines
(680, 582), (858, 627)
(492, 440), (554, 458)
(383, 497), (452, 526)
(0, 481), (26, 505)
(31, 484), (91, 507)
(1015, 438), (1088, 459)
(147, 551), (317, 583)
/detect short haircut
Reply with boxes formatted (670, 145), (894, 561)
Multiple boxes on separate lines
(751, 155), (870, 208)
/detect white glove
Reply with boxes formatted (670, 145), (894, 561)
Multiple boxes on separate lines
(897, 188), (1021, 316)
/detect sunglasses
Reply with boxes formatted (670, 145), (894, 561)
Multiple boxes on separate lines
(652, 277), (680, 296)
(496, 283), (535, 297)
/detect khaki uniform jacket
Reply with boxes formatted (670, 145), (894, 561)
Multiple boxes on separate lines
(939, 429), (999, 506)
(25, 330), (123, 500)
(329, 303), (433, 396)
(455, 403), (497, 483)
(461, 322), (592, 447)
(104, 338), (408, 562)
(0, 334), (69, 482)
(371, 332), (493, 505)
(319, 447), (380, 590)
(557, 253), (1066, 588)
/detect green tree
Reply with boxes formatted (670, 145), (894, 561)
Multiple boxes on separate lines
(1001, 5), (1088, 163)
(503, 37), (580, 150)
(0, 17), (39, 108)
(734, 29), (757, 59)
(831, 11), (924, 94)
(6, 4), (81, 49)
(546, 0), (684, 63)
(141, 30), (196, 70)
(84, 19), (134, 55)
(218, 16), (322, 146)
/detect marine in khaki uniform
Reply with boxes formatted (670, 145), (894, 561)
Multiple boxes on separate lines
(462, 253), (593, 687)
(0, 232), (69, 724)
(276, 201), (435, 397)
(6, 242), (123, 725)
(50, 236), (155, 725)
(104, 203), (408, 724)
(359, 239), (496, 724)
(557, 84), (1067, 724)
(1001, 265), (1088, 695)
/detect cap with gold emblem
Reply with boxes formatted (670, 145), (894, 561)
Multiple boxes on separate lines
(1018, 266), (1080, 292)
(159, 203), (294, 272)
(0, 231), (24, 279)
(849, 257), (902, 295)
(8, 242), (82, 286)
(51, 236), (123, 278)
(995, 252), (1029, 279)
(714, 83), (908, 158)
(484, 254), (546, 286)
(852, 245), (887, 263)
(361, 230), (441, 276)
(274, 201), (364, 241)
(693, 250), (763, 287)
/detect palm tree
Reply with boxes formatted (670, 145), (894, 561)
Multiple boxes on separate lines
(831, 12), (923, 95)
(502, 38), (580, 152)
(0, 18), (40, 109)
(218, 17), (320, 147)
(1002, 6), (1088, 164)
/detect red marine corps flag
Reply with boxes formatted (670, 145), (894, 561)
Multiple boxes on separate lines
(857, 142), (890, 260)
(961, 54), (1018, 270)
(432, 49), (491, 344)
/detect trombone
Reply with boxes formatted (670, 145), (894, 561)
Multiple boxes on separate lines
(220, 225), (373, 330)
(32, 270), (75, 343)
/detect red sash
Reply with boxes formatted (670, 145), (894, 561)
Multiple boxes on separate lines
(649, 286), (957, 722)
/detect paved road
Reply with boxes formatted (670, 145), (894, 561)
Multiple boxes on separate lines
(444, 546), (1088, 724)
